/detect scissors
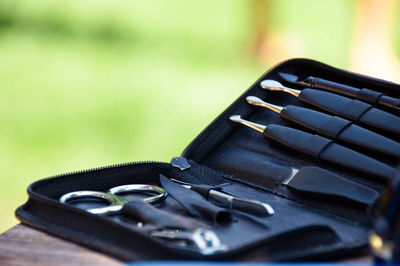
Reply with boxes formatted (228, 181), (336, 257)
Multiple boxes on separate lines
(59, 184), (168, 215)
(60, 183), (226, 255)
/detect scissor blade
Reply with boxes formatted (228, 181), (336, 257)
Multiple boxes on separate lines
(170, 178), (192, 189)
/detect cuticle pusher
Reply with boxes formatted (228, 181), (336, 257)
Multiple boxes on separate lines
(260, 80), (400, 136)
(229, 115), (396, 181)
(246, 95), (400, 158)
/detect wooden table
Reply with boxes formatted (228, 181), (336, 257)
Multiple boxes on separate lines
(0, 224), (373, 265)
(0, 224), (121, 265)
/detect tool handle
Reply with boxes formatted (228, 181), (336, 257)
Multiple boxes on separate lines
(209, 190), (274, 217)
(230, 197), (274, 217)
(378, 94), (400, 111)
(319, 142), (395, 181)
(263, 124), (395, 180)
(280, 105), (351, 139)
(121, 200), (198, 230)
(339, 124), (400, 158)
(263, 124), (332, 158)
(299, 89), (400, 135)
(287, 166), (379, 207)
(281, 105), (400, 158)
(306, 76), (400, 111)
(305, 76), (358, 98)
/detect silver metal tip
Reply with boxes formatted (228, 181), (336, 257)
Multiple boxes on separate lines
(246, 96), (263, 105)
(260, 79), (301, 97)
(246, 95), (283, 113)
(229, 115), (266, 133)
(260, 80), (283, 89)
(229, 115), (242, 123)
(264, 203), (275, 216)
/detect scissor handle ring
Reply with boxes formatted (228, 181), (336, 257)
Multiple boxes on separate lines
(59, 184), (167, 215)
(59, 191), (124, 214)
(109, 184), (167, 204)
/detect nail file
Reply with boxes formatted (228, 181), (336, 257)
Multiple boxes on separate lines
(282, 166), (379, 206)
(279, 72), (400, 111)
(246, 96), (400, 158)
(260, 80), (400, 135)
(229, 115), (396, 181)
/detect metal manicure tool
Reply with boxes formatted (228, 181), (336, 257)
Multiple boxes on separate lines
(246, 95), (400, 158)
(229, 115), (395, 181)
(170, 178), (275, 217)
(150, 228), (227, 255)
(279, 72), (400, 111)
(59, 184), (168, 215)
(61, 185), (227, 255)
(260, 80), (400, 135)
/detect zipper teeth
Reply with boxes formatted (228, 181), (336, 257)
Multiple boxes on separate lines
(181, 58), (295, 157)
(39, 160), (168, 182)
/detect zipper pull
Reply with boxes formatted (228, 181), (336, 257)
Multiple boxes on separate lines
(170, 157), (191, 171)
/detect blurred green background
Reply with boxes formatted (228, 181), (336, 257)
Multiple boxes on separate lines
(1, 0), (397, 232)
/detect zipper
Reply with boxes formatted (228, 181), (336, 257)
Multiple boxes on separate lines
(181, 58), (295, 158)
(32, 160), (170, 185)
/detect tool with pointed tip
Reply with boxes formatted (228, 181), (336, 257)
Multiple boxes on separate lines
(279, 72), (400, 111)
(246, 96), (400, 158)
(229, 115), (395, 181)
(168, 177), (275, 217)
(260, 80), (400, 135)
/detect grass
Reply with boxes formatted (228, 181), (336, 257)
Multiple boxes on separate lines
(0, 0), (356, 232)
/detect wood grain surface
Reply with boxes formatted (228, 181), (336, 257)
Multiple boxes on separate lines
(0, 224), (121, 266)
(0, 223), (373, 265)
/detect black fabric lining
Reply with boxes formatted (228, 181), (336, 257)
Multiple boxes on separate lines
(17, 150), (372, 260)
(18, 167), (359, 261)
(204, 144), (376, 226)
(183, 59), (398, 227)
(220, 142), (301, 170)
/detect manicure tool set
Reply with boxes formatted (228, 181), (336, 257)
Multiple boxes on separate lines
(16, 59), (400, 262)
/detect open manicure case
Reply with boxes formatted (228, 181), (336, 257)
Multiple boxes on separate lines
(16, 58), (400, 262)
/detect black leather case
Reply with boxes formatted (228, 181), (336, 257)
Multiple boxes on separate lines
(15, 58), (400, 262)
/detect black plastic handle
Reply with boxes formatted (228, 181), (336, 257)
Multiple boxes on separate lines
(306, 76), (400, 111)
(281, 105), (351, 139)
(281, 105), (400, 158)
(379, 94), (400, 110)
(305, 76), (359, 98)
(263, 124), (395, 180)
(299, 88), (400, 135)
(121, 200), (200, 230)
